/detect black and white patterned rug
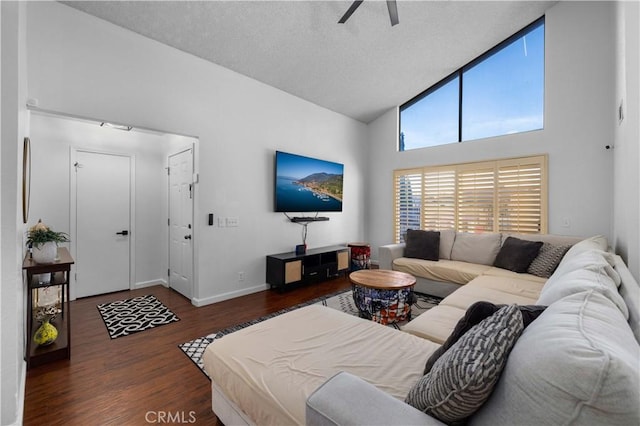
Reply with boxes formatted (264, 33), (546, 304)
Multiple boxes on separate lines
(97, 294), (180, 339)
(179, 289), (442, 378)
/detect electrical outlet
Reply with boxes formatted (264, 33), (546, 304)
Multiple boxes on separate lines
(238, 272), (245, 282)
(226, 217), (239, 227)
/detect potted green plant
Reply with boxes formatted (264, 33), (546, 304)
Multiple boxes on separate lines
(27, 219), (70, 264)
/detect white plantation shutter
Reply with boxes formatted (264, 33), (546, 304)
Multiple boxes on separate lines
(393, 155), (547, 242)
(497, 156), (547, 234)
(394, 169), (423, 243)
(423, 169), (456, 230)
(456, 164), (495, 233)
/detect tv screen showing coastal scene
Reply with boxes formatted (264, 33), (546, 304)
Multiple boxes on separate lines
(275, 151), (344, 212)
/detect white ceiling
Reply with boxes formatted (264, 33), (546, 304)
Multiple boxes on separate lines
(61, 1), (556, 123)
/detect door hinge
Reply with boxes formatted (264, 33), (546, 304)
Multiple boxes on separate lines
(168, 268), (170, 276)
(189, 184), (193, 199)
(166, 167), (170, 175)
(168, 218), (170, 226)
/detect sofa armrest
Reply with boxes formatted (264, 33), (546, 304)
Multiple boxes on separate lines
(378, 243), (406, 270)
(306, 371), (444, 426)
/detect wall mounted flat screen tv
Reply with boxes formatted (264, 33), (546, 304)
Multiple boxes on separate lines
(275, 151), (344, 212)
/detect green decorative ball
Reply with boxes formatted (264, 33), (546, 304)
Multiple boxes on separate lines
(34, 320), (58, 346)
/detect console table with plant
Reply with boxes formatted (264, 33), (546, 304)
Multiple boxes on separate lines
(24, 220), (73, 369)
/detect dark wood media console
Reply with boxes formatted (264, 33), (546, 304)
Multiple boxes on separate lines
(266, 245), (349, 290)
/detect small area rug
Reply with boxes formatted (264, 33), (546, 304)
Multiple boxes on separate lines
(97, 294), (180, 339)
(179, 289), (442, 378)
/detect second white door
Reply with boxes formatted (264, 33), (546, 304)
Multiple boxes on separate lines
(168, 149), (193, 299)
(74, 150), (131, 298)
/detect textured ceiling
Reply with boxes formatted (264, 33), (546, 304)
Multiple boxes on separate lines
(61, 1), (555, 123)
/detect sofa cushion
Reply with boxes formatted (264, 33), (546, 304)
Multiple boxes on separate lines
(527, 242), (572, 278)
(438, 229), (456, 260)
(537, 267), (629, 320)
(559, 235), (608, 266)
(471, 291), (640, 426)
(393, 258), (491, 285)
(402, 305), (467, 344)
(424, 301), (545, 374)
(501, 232), (582, 247)
(481, 267), (546, 284)
(552, 249), (620, 286)
(401, 273), (545, 345)
(405, 305), (523, 423)
(451, 232), (501, 266)
(493, 237), (543, 273)
(441, 284), (539, 310)
(405, 229), (440, 261)
(469, 274), (545, 300)
(403, 276), (540, 345)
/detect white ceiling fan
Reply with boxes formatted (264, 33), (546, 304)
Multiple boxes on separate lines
(338, 0), (399, 26)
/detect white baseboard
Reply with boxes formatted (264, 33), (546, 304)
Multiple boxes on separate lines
(134, 279), (168, 289)
(15, 360), (26, 426)
(192, 284), (269, 307)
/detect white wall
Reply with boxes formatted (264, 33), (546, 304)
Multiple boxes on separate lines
(28, 112), (185, 291)
(1, 2), (27, 424)
(367, 1), (616, 260)
(26, 2), (368, 305)
(613, 1), (640, 281)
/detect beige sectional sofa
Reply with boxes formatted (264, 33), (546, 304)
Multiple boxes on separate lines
(379, 232), (583, 343)
(203, 234), (640, 425)
(379, 231), (583, 297)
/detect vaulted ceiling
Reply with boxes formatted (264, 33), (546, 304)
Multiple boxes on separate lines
(61, 1), (556, 123)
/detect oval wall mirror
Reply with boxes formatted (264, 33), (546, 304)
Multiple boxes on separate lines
(22, 137), (31, 224)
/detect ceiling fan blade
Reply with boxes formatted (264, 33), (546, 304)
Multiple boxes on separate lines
(386, 0), (399, 26)
(338, 0), (364, 24)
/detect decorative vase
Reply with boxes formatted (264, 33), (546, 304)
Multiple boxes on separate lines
(32, 241), (57, 264)
(33, 317), (58, 346)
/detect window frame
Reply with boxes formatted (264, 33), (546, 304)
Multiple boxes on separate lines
(393, 154), (548, 243)
(399, 16), (545, 151)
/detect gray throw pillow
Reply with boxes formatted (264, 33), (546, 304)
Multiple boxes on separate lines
(493, 236), (543, 273)
(405, 305), (524, 424)
(423, 301), (545, 374)
(527, 242), (572, 278)
(404, 229), (440, 261)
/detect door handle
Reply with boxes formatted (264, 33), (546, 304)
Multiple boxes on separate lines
(116, 230), (129, 236)
(184, 235), (192, 240)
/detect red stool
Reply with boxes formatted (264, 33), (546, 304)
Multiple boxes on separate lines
(348, 243), (370, 271)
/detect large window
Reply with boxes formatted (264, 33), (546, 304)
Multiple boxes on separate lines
(393, 155), (547, 243)
(399, 17), (544, 151)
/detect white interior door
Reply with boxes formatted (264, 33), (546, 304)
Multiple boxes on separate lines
(74, 151), (131, 298)
(168, 149), (193, 299)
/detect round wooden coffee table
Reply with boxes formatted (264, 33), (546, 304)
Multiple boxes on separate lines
(349, 269), (416, 325)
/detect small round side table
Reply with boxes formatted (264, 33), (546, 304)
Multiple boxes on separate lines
(349, 269), (416, 325)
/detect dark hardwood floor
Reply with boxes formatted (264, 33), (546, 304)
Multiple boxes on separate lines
(24, 277), (352, 425)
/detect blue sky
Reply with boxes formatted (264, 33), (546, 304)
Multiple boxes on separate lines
(276, 151), (344, 179)
(401, 20), (544, 150)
